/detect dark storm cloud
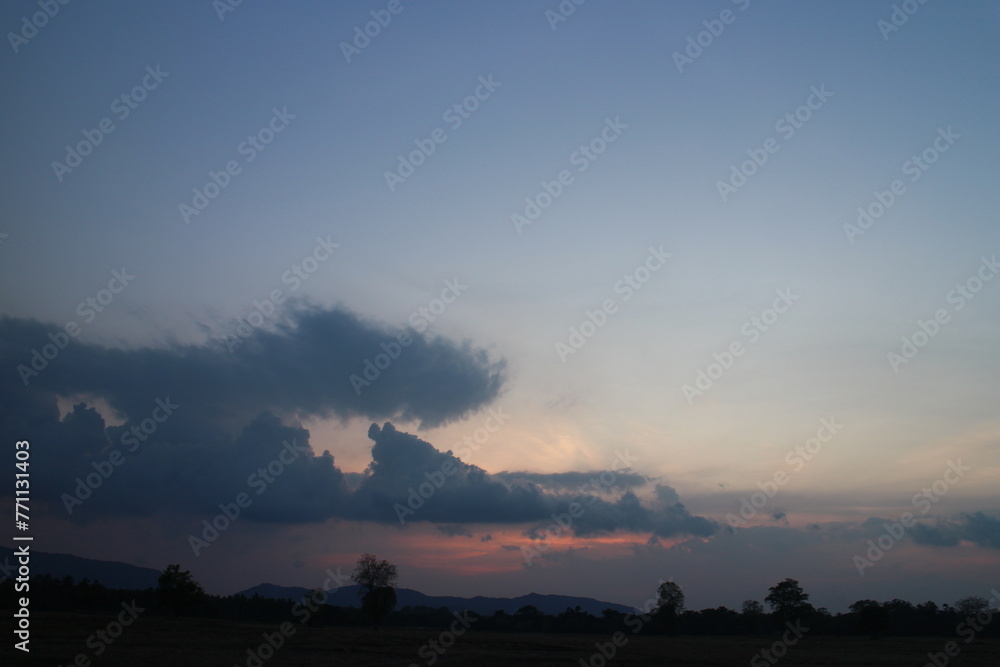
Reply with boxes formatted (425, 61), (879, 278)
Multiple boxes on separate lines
(357, 423), (717, 539)
(353, 422), (571, 525)
(2, 307), (504, 428)
(0, 308), (501, 521)
(1, 312), (714, 541)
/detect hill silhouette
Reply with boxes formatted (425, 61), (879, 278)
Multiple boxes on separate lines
(238, 582), (635, 616)
(0, 546), (161, 590)
(0, 547), (633, 616)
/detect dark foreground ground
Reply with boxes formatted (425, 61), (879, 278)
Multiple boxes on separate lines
(4, 612), (999, 666)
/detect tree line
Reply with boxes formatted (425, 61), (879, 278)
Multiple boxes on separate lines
(3, 561), (997, 639)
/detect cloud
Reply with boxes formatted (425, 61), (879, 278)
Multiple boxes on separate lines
(628, 534), (663, 556)
(910, 522), (961, 547)
(962, 512), (1000, 548)
(654, 484), (680, 504)
(436, 524), (473, 538)
(0, 308), (501, 521)
(492, 470), (651, 493)
(356, 423), (716, 539)
(1, 306), (505, 429)
(1, 311), (716, 542)
(910, 512), (1000, 549)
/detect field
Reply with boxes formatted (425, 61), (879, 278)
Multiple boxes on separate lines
(7, 612), (999, 666)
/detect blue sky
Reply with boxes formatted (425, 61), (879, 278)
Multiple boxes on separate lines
(1, 1), (998, 612)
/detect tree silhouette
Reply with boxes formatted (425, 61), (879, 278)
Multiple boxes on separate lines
(655, 581), (685, 634)
(765, 578), (812, 624)
(956, 596), (990, 620)
(656, 581), (685, 614)
(351, 553), (398, 631)
(157, 564), (205, 616)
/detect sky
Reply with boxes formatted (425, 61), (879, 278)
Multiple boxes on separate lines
(1, 0), (998, 614)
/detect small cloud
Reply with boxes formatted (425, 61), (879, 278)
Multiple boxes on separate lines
(436, 524), (473, 538)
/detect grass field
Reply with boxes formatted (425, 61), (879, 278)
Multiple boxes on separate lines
(6, 612), (999, 666)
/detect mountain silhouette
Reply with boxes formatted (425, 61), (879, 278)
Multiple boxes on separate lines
(0, 546), (161, 590)
(0, 547), (635, 617)
(237, 582), (635, 616)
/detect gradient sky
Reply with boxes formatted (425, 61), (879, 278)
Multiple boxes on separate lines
(1, 1), (998, 613)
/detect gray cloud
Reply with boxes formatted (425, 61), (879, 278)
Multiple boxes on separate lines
(910, 512), (1000, 549)
(2, 306), (504, 430)
(355, 423), (716, 539)
(910, 522), (961, 547)
(0, 311), (716, 542)
(0, 308), (501, 523)
(962, 512), (1000, 548)
(492, 470), (651, 493)
(436, 524), (473, 538)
